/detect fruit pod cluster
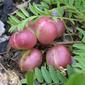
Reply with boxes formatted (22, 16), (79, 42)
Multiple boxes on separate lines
(9, 16), (72, 72)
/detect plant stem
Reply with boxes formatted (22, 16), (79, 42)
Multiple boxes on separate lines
(52, 41), (85, 46)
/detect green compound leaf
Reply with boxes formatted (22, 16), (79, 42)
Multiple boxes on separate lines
(25, 70), (35, 85)
(20, 8), (29, 17)
(35, 68), (44, 83)
(16, 11), (26, 19)
(29, 3), (38, 15)
(57, 70), (66, 84)
(48, 65), (59, 84)
(41, 66), (52, 84)
(33, 3), (45, 15)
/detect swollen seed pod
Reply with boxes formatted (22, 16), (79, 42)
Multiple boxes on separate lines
(54, 19), (66, 38)
(9, 29), (37, 50)
(34, 16), (58, 44)
(46, 45), (72, 69)
(20, 48), (42, 71)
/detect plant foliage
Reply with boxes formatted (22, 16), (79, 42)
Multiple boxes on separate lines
(34, 65), (74, 85)
(7, 0), (85, 85)
(8, 0), (85, 32)
(73, 28), (85, 72)
(25, 70), (35, 85)
(65, 73), (85, 85)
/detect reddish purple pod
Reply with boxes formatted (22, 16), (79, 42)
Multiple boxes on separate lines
(34, 16), (58, 44)
(20, 48), (42, 71)
(9, 29), (37, 50)
(46, 45), (72, 69)
(54, 19), (66, 38)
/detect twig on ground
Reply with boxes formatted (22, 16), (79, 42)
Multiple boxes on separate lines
(11, 0), (30, 15)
